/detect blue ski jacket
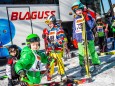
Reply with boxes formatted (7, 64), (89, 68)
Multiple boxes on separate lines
(72, 14), (95, 42)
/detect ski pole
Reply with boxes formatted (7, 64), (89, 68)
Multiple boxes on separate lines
(51, 46), (68, 79)
(81, 14), (91, 78)
(55, 52), (68, 76)
(48, 41), (68, 81)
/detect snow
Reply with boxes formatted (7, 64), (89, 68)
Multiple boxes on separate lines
(40, 54), (115, 86)
(0, 46), (115, 86)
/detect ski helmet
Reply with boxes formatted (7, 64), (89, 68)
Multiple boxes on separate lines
(8, 44), (20, 57)
(8, 45), (19, 53)
(96, 16), (102, 20)
(26, 34), (40, 45)
(71, 0), (84, 13)
(96, 16), (104, 23)
(45, 15), (56, 25)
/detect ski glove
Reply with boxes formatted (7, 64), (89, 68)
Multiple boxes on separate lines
(18, 70), (26, 78)
(48, 56), (52, 62)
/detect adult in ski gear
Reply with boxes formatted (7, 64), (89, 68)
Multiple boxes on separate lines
(95, 16), (108, 52)
(6, 45), (20, 86)
(15, 34), (49, 84)
(45, 15), (66, 80)
(71, 1), (101, 76)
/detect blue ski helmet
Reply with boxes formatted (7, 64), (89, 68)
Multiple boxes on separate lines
(71, 0), (84, 13)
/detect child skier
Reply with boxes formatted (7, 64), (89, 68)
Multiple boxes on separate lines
(71, 1), (101, 76)
(15, 34), (49, 85)
(6, 45), (20, 86)
(56, 19), (70, 60)
(45, 15), (65, 81)
(95, 16), (108, 53)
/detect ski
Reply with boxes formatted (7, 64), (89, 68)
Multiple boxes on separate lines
(0, 76), (93, 86)
(81, 14), (91, 78)
(99, 50), (115, 56)
(40, 77), (93, 86)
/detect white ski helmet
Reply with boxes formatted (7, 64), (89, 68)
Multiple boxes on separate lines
(96, 16), (102, 20)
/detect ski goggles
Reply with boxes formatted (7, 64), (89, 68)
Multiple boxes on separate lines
(45, 19), (51, 25)
(26, 37), (40, 43)
(72, 5), (82, 13)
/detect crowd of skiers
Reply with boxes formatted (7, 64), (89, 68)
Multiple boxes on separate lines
(4, 0), (115, 86)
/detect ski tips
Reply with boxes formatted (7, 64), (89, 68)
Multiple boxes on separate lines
(74, 78), (93, 85)
(74, 79), (86, 84)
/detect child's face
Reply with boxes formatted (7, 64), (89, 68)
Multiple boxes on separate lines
(75, 9), (83, 15)
(30, 42), (40, 50)
(10, 50), (17, 57)
(48, 22), (55, 29)
(97, 19), (102, 23)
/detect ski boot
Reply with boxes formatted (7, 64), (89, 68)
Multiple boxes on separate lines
(8, 78), (13, 86)
(80, 66), (86, 76)
(91, 65), (100, 76)
(71, 52), (76, 58)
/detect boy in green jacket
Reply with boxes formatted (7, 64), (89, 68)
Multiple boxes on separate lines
(15, 34), (49, 84)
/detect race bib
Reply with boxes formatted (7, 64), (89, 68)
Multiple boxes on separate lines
(29, 52), (46, 72)
(97, 26), (104, 32)
(49, 31), (56, 43)
(76, 18), (84, 24)
(36, 55), (41, 70)
(75, 18), (84, 33)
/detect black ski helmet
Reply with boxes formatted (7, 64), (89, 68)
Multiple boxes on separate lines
(8, 44), (20, 57)
(8, 45), (18, 52)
